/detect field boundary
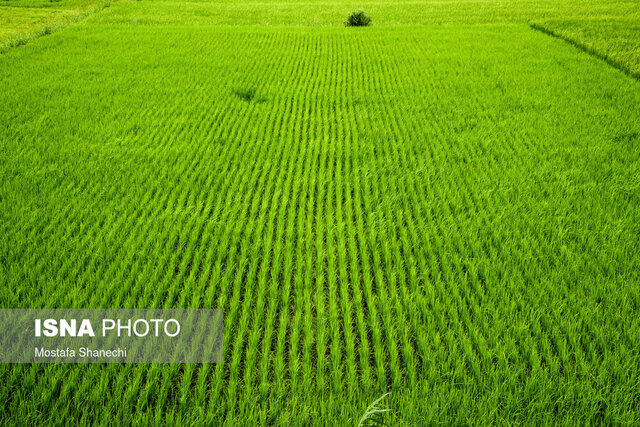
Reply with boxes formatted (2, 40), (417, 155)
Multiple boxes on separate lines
(530, 21), (639, 80)
(0, 0), (113, 55)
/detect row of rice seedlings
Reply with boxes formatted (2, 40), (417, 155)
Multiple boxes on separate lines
(241, 96), (298, 403)
(332, 77), (358, 400)
(268, 53), (319, 410)
(231, 36), (314, 421)
(258, 35), (323, 412)
(270, 137), (304, 401)
(287, 134), (315, 404)
(401, 36), (540, 385)
(368, 36), (436, 390)
(219, 89), (289, 418)
(340, 35), (384, 396)
(3, 27), (640, 423)
(28, 63), (207, 307)
(64, 31), (278, 420)
(9, 72), (222, 415)
(363, 42), (488, 389)
(346, 40), (428, 394)
(325, 41), (348, 396)
(202, 33), (303, 420)
(457, 85), (578, 380)
(98, 93), (246, 414)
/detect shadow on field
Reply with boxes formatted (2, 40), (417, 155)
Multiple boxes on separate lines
(233, 87), (267, 103)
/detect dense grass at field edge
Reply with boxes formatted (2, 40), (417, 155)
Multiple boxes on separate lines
(88, 0), (640, 26)
(531, 18), (640, 79)
(0, 0), (111, 53)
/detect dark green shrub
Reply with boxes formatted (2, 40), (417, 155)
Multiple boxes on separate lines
(345, 10), (371, 27)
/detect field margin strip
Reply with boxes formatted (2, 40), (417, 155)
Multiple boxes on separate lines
(0, 0), (113, 54)
(529, 21), (639, 80)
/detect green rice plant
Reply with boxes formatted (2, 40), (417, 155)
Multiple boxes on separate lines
(1, 1), (640, 425)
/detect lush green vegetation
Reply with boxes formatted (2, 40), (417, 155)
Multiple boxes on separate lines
(0, 0), (107, 52)
(345, 10), (371, 27)
(90, 0), (639, 27)
(1, 0), (639, 424)
(531, 17), (640, 78)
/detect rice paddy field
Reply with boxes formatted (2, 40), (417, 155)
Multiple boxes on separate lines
(1, 0), (640, 424)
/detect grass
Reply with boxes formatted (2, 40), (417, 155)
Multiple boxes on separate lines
(531, 17), (640, 79)
(1, 0), (640, 425)
(90, 0), (640, 27)
(0, 0), (110, 53)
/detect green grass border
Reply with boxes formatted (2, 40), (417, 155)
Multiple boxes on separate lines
(530, 21), (639, 80)
(0, 0), (112, 54)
